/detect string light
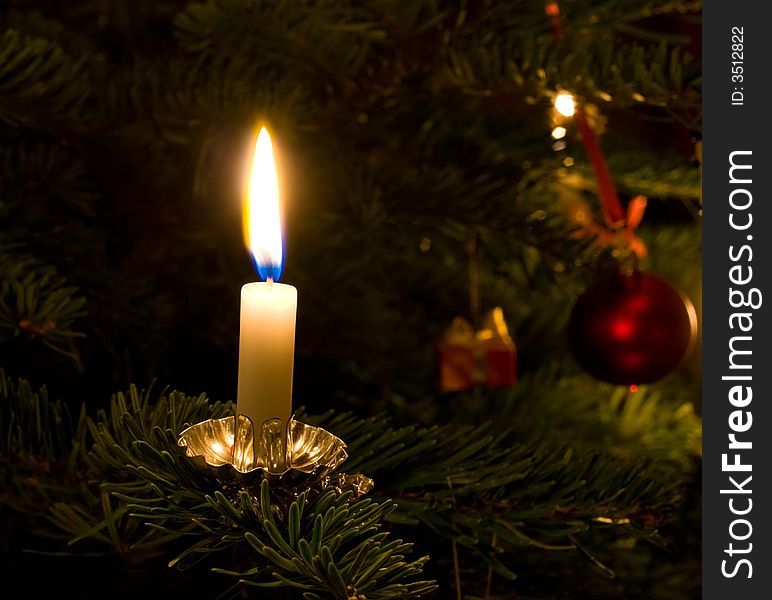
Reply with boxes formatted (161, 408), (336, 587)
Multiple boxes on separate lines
(551, 126), (567, 139)
(554, 93), (575, 117)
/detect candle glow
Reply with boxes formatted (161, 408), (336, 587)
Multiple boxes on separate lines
(237, 126), (296, 429)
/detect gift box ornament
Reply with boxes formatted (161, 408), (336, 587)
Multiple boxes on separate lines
(437, 307), (518, 391)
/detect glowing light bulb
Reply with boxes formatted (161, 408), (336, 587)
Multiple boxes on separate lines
(554, 93), (575, 117)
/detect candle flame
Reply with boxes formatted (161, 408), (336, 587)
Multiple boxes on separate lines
(243, 127), (283, 281)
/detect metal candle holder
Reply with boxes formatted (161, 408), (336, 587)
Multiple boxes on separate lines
(177, 415), (373, 499)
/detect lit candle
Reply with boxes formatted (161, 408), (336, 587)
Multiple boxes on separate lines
(237, 128), (296, 430)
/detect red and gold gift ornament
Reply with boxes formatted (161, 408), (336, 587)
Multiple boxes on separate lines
(436, 307), (518, 392)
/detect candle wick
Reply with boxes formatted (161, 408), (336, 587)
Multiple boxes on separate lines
(267, 277), (274, 286)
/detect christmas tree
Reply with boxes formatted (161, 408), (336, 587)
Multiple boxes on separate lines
(1, 1), (701, 598)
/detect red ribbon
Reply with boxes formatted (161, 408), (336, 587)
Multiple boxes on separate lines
(545, 2), (563, 39)
(547, 2), (647, 257)
(572, 195), (648, 259)
(575, 108), (626, 229)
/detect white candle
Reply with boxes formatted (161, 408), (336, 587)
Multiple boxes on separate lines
(237, 127), (295, 429)
(237, 280), (296, 428)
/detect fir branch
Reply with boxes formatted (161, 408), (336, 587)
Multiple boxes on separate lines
(0, 29), (92, 130)
(1, 374), (693, 595)
(443, 33), (699, 109)
(488, 367), (701, 472)
(0, 370), (85, 520)
(315, 409), (684, 535)
(0, 369), (78, 464)
(0, 141), (101, 219)
(559, 0), (702, 29)
(567, 149), (701, 202)
(55, 383), (435, 596)
(0, 245), (86, 354)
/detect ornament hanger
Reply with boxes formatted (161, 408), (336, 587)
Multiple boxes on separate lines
(546, 2), (648, 261)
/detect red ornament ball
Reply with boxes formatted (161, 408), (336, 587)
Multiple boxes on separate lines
(568, 272), (697, 385)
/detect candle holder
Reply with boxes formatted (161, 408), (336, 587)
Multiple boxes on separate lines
(177, 415), (373, 505)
